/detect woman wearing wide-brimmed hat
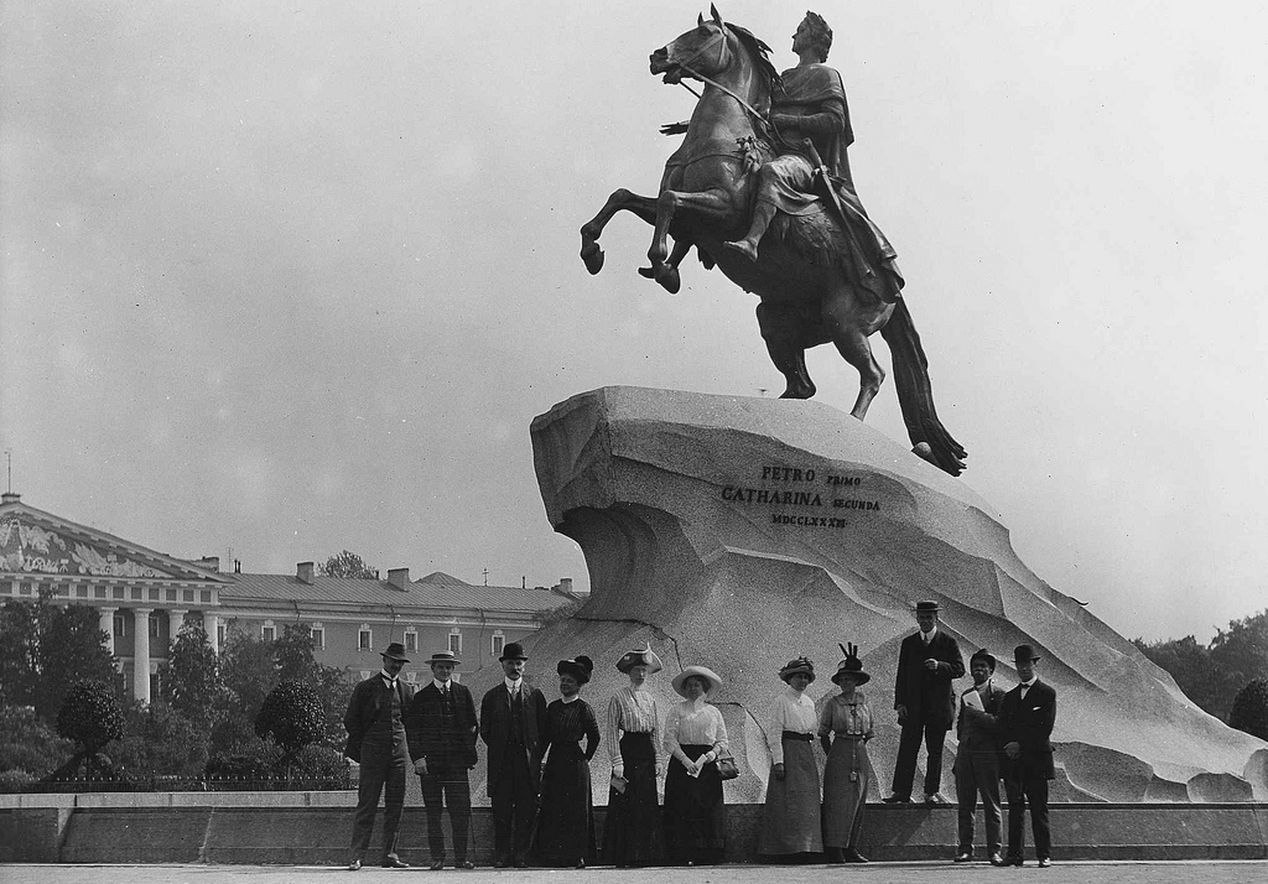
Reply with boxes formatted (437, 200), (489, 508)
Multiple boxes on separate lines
(819, 643), (875, 863)
(758, 657), (823, 859)
(602, 643), (664, 867)
(535, 655), (601, 868)
(662, 665), (729, 865)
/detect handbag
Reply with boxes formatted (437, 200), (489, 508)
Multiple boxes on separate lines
(716, 752), (739, 780)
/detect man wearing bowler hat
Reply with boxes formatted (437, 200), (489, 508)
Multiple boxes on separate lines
(404, 650), (479, 870)
(343, 641), (416, 870)
(998, 644), (1057, 867)
(886, 600), (965, 804)
(480, 641), (548, 867)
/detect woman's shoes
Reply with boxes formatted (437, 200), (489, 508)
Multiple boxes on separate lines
(843, 847), (869, 863)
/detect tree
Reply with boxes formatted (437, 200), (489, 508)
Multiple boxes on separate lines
(112, 702), (210, 779)
(1209, 610), (1268, 697)
(254, 680), (325, 768)
(0, 599), (38, 708)
(1228, 678), (1268, 741)
(0, 704), (71, 779)
(319, 550), (377, 579)
(161, 621), (224, 726)
(274, 624), (354, 746)
(55, 680), (124, 760)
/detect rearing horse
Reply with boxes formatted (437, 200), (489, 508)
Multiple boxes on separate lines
(579, 9), (966, 476)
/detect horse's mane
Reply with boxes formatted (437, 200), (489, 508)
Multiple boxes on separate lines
(726, 22), (781, 92)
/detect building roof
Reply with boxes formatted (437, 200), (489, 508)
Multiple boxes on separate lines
(221, 572), (573, 614)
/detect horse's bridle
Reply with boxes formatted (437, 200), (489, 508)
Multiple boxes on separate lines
(672, 24), (769, 133)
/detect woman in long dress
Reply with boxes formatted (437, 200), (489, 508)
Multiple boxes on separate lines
(602, 643), (664, 867)
(759, 656), (823, 859)
(819, 642), (875, 863)
(535, 655), (601, 868)
(662, 665), (729, 865)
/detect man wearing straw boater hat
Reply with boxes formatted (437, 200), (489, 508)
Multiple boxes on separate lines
(479, 641), (547, 868)
(343, 641), (416, 870)
(404, 650), (478, 870)
(886, 600), (965, 804)
(998, 644), (1057, 867)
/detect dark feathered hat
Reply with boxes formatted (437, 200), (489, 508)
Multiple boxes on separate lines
(557, 655), (595, 685)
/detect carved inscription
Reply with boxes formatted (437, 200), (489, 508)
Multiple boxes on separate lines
(720, 465), (881, 528)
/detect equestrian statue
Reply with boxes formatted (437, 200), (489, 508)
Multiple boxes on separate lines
(578, 8), (967, 476)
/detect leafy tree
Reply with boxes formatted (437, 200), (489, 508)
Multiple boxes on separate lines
(1209, 610), (1268, 698)
(319, 550), (377, 579)
(56, 680), (124, 759)
(0, 600), (38, 708)
(1228, 678), (1268, 741)
(254, 680), (325, 767)
(112, 702), (210, 778)
(0, 704), (72, 778)
(161, 620), (224, 726)
(219, 628), (278, 721)
(274, 624), (354, 746)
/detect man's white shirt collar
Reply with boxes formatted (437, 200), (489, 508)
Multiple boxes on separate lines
(505, 676), (523, 693)
(920, 626), (938, 644)
(433, 678), (452, 692)
(380, 669), (397, 686)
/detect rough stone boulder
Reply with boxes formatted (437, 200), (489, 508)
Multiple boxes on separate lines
(485, 386), (1264, 803)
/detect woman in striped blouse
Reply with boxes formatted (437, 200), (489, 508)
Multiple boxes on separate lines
(662, 665), (729, 865)
(602, 643), (663, 867)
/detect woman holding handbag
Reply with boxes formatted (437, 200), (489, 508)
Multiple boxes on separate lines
(662, 665), (730, 865)
(819, 642), (875, 863)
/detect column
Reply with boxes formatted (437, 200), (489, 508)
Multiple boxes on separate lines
(203, 610), (220, 654)
(168, 609), (187, 642)
(99, 606), (117, 655)
(132, 607), (152, 704)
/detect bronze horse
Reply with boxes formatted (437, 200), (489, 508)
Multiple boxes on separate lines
(579, 9), (966, 476)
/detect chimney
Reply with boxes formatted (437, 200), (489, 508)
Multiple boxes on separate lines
(198, 556), (220, 572)
(1, 491), (20, 505)
(559, 577), (573, 595)
(296, 561), (315, 584)
(234, 559), (241, 574)
(387, 567), (409, 589)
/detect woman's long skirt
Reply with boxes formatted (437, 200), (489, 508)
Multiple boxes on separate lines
(759, 737), (823, 855)
(602, 733), (660, 867)
(663, 744), (726, 864)
(822, 736), (869, 849)
(534, 742), (594, 866)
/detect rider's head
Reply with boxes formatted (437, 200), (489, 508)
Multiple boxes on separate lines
(799, 12), (833, 62)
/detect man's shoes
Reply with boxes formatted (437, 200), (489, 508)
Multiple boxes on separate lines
(347, 859), (362, 871)
(843, 848), (869, 864)
(882, 795), (911, 804)
(575, 859), (586, 869)
(456, 859), (474, 869)
(493, 858), (510, 868)
(1038, 857), (1052, 868)
(924, 792), (950, 805)
(381, 857), (410, 869)
(1003, 855), (1025, 867)
(989, 852), (1006, 866)
(954, 851), (973, 863)
(429, 859), (445, 871)
(825, 847), (845, 863)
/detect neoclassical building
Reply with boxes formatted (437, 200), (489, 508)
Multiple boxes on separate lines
(0, 493), (578, 702)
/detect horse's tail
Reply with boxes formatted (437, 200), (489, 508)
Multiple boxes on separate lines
(879, 299), (967, 476)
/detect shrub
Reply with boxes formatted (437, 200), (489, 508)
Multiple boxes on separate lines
(0, 705), (72, 777)
(291, 743), (351, 788)
(1229, 678), (1268, 741)
(112, 702), (210, 777)
(254, 680), (325, 764)
(0, 769), (36, 792)
(55, 680), (124, 756)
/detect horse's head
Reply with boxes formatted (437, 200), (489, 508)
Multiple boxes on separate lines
(649, 5), (735, 85)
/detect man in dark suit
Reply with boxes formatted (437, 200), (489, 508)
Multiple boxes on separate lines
(404, 650), (479, 870)
(998, 644), (1057, 867)
(479, 641), (548, 868)
(343, 642), (416, 870)
(886, 600), (965, 804)
(953, 648), (1007, 865)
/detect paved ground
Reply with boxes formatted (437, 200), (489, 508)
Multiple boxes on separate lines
(2, 862), (1264, 883)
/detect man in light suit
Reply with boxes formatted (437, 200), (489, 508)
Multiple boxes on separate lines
(887, 600), (965, 804)
(998, 644), (1057, 867)
(479, 641), (548, 867)
(953, 648), (1007, 865)
(404, 650), (478, 870)
(343, 642), (416, 870)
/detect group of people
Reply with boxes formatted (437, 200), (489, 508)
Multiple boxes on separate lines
(341, 639), (733, 870)
(342, 598), (1057, 870)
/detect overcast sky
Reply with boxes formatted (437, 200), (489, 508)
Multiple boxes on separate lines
(2, 1), (1265, 642)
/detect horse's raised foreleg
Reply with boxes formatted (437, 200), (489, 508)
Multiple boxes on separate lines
(637, 237), (691, 294)
(647, 188), (735, 286)
(580, 188), (658, 275)
(756, 301), (816, 399)
(822, 292), (889, 420)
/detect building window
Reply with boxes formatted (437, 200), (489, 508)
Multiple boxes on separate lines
(166, 589), (177, 601)
(76, 585), (87, 598)
(149, 614), (160, 638)
(114, 612), (128, 638)
(404, 628), (418, 653)
(261, 619), (276, 642)
(404, 670), (419, 685)
(217, 624), (225, 648)
(309, 623), (325, 650)
(491, 631), (505, 657)
(149, 588), (160, 601)
(359, 625), (372, 651)
(448, 628), (462, 656)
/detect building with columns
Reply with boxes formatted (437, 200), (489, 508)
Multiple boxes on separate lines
(0, 493), (579, 703)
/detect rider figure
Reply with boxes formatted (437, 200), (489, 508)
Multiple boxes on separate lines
(724, 12), (902, 303)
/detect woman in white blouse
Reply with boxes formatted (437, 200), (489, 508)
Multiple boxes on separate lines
(602, 644), (663, 868)
(759, 657), (823, 859)
(662, 665), (729, 865)
(819, 643), (875, 863)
